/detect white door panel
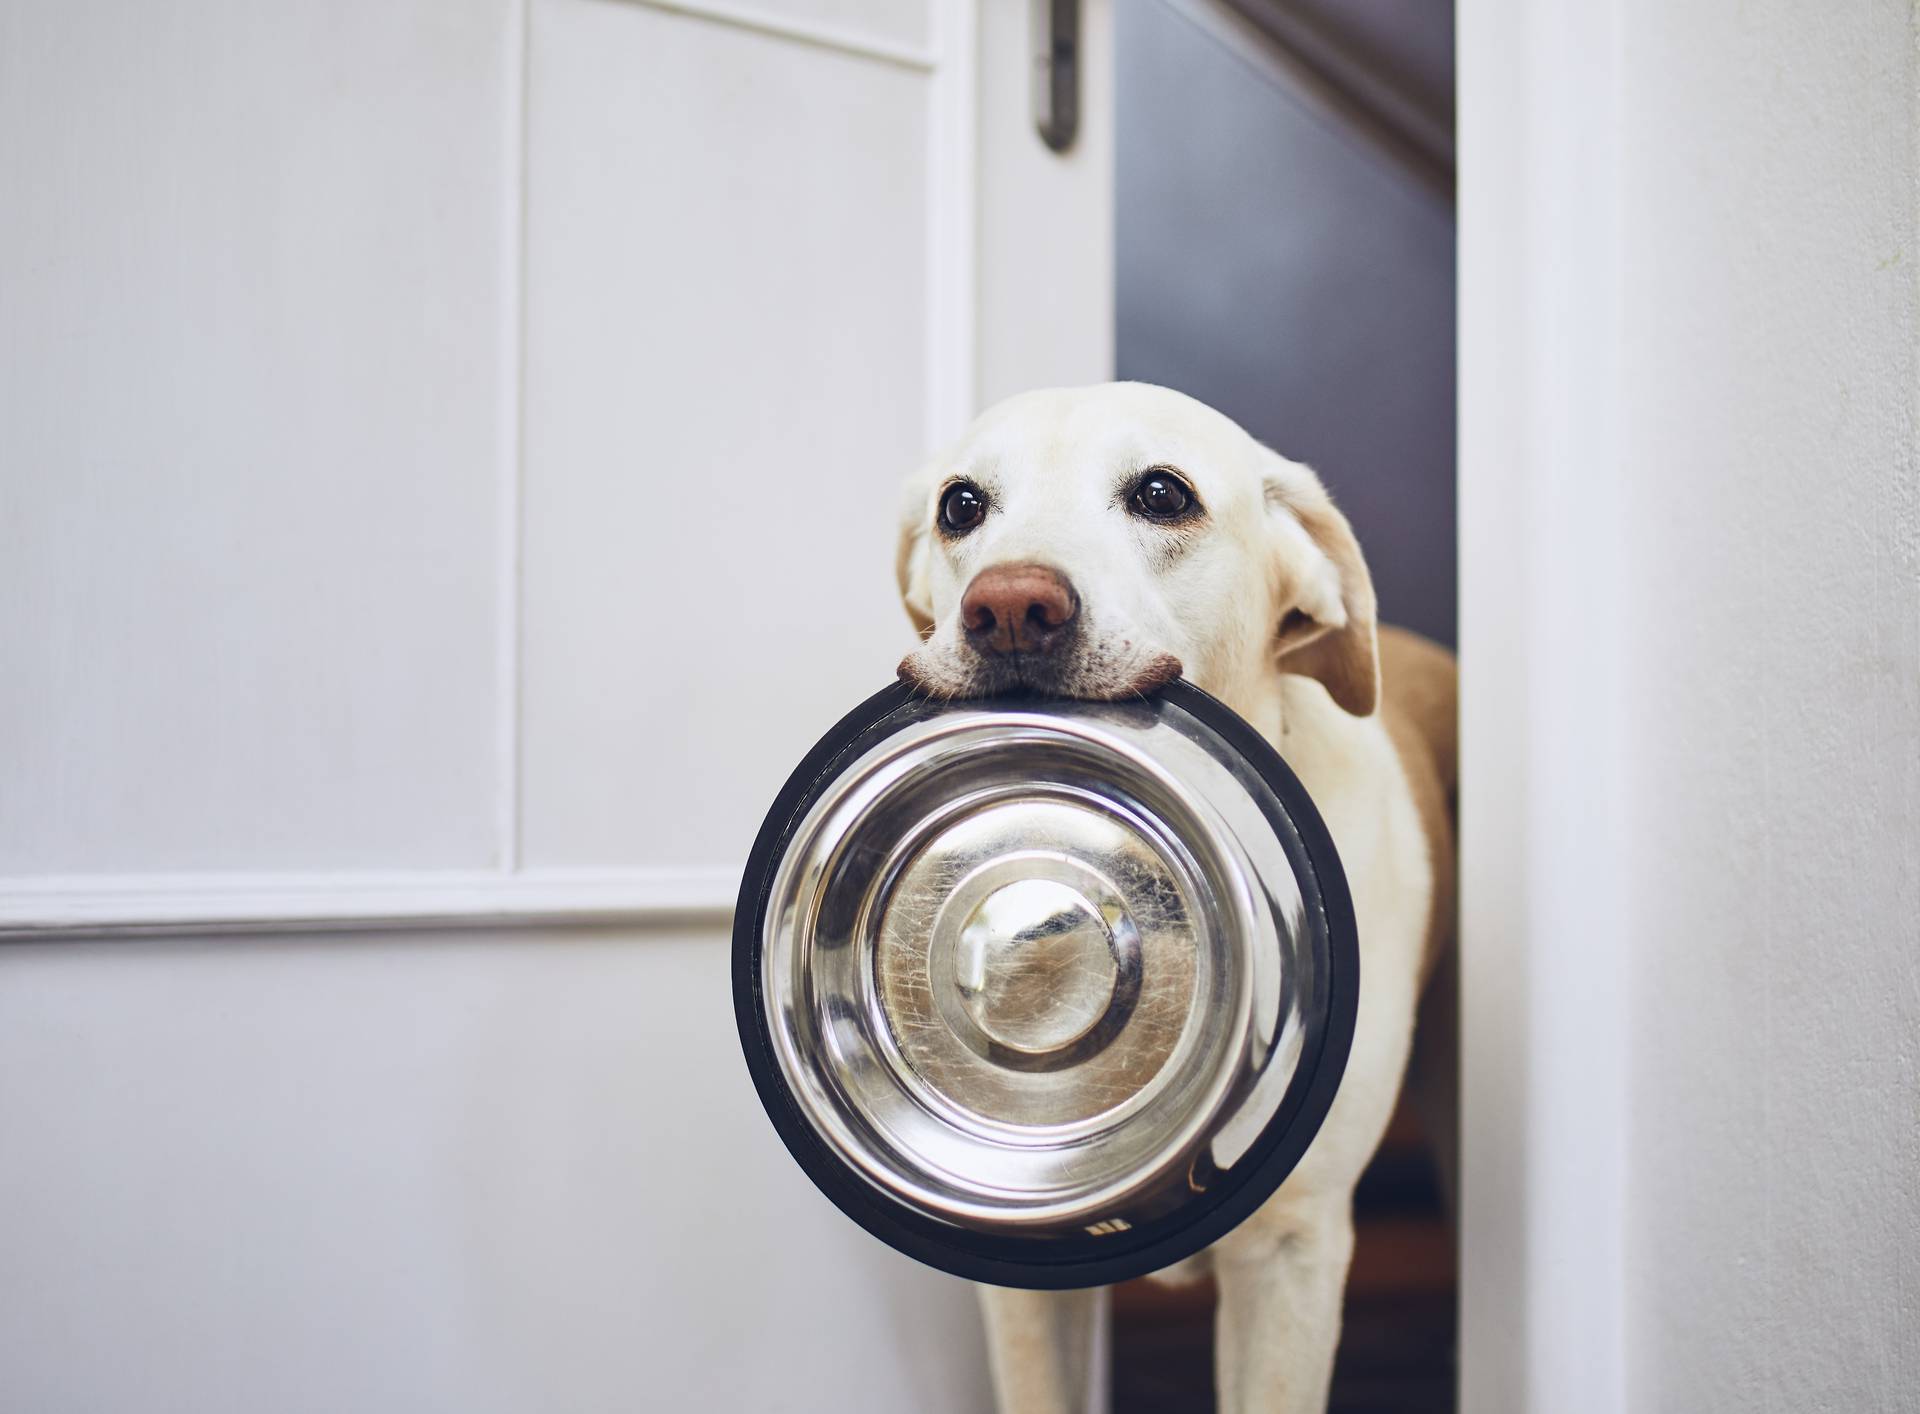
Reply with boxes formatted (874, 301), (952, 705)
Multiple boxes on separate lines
(0, 0), (1114, 907)
(0, 4), (1111, 1410)
(0, 0), (517, 875)
(0, 928), (991, 1413)
(518, 0), (933, 871)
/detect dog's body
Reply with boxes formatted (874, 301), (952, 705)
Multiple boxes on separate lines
(894, 383), (1456, 1414)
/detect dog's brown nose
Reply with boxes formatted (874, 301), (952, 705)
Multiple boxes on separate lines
(961, 563), (1079, 655)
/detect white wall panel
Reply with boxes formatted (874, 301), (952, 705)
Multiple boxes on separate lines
(0, 0), (516, 875)
(0, 928), (991, 1413)
(518, 0), (932, 870)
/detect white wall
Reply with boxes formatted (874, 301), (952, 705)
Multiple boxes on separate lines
(0, 2), (1113, 1409)
(1460, 1), (1920, 1409)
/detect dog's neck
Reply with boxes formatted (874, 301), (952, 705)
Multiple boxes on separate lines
(1199, 662), (1292, 750)
(1202, 665), (1367, 791)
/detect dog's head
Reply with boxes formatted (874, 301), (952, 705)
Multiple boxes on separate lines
(896, 383), (1377, 714)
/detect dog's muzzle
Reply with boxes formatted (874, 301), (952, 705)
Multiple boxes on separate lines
(732, 679), (1359, 1289)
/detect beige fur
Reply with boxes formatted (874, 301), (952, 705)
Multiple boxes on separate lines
(894, 383), (1456, 1414)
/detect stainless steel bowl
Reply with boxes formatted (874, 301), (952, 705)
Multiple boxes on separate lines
(733, 680), (1357, 1289)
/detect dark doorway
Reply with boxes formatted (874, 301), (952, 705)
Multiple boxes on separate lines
(1116, 0), (1456, 650)
(1113, 1), (1457, 1408)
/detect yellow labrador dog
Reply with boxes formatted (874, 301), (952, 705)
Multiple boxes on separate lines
(894, 383), (1456, 1414)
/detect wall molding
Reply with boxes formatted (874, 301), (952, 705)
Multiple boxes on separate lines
(622, 0), (937, 72)
(497, 0), (532, 874)
(925, 0), (978, 446)
(0, 869), (740, 940)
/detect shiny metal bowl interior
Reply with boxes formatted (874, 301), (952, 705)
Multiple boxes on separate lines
(758, 691), (1322, 1241)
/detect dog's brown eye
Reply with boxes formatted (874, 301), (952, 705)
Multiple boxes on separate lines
(939, 482), (987, 534)
(1129, 469), (1196, 521)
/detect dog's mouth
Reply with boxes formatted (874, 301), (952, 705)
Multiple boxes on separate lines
(897, 638), (1183, 702)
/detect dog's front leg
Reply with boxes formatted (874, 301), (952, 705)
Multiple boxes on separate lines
(978, 1284), (1109, 1414)
(1212, 1200), (1355, 1414)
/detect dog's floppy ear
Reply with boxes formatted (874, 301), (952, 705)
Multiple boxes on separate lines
(1262, 450), (1379, 717)
(895, 462), (937, 639)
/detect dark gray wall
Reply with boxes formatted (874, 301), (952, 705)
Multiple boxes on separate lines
(1116, 0), (1457, 646)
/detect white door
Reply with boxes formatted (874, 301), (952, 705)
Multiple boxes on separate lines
(0, 2), (1112, 1409)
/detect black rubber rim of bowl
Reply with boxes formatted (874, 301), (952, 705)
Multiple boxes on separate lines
(731, 678), (1360, 1290)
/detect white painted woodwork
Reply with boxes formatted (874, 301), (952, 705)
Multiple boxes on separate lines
(0, 866), (741, 938)
(0, 0), (516, 875)
(0, 0), (1115, 928)
(518, 0), (1113, 877)
(645, 0), (932, 56)
(975, 0), (1114, 407)
(1460, 1), (1920, 1408)
(0, 927), (991, 1412)
(0, 3), (1113, 1410)
(516, 0), (937, 871)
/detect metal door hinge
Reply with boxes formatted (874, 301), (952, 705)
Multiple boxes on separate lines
(1032, 0), (1080, 153)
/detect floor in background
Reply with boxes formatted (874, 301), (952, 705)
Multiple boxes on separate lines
(1111, 1105), (1456, 1413)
